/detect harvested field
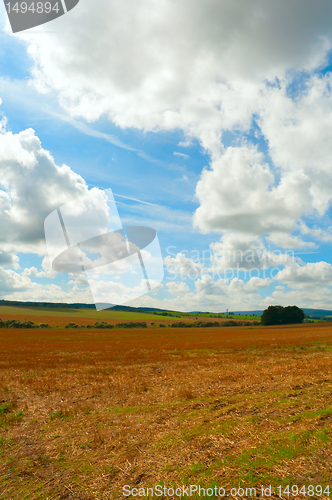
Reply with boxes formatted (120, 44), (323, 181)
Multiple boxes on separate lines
(0, 322), (331, 352)
(0, 323), (331, 499)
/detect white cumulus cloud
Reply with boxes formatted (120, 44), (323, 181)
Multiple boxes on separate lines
(210, 232), (295, 272)
(167, 281), (190, 295)
(0, 118), (88, 259)
(275, 261), (332, 290)
(164, 252), (204, 278)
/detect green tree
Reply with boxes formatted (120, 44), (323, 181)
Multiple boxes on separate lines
(261, 305), (304, 326)
(281, 305), (305, 324)
(261, 305), (283, 325)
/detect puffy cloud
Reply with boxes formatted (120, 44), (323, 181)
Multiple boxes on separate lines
(275, 261), (332, 289)
(0, 266), (33, 294)
(21, 257), (57, 278)
(260, 75), (332, 173)
(194, 274), (228, 296)
(0, 120), (88, 257)
(194, 145), (311, 235)
(210, 232), (295, 272)
(130, 260), (332, 311)
(194, 81), (332, 238)
(12, 0), (332, 249)
(21, 267), (38, 277)
(258, 74), (332, 216)
(0, 266), (93, 303)
(263, 287), (332, 310)
(131, 273), (270, 312)
(195, 274), (270, 297)
(228, 276), (271, 295)
(16, 1), (332, 149)
(67, 272), (90, 288)
(266, 232), (317, 249)
(166, 281), (189, 295)
(0, 250), (19, 267)
(164, 252), (204, 278)
(86, 277), (154, 306)
(132, 278), (332, 312)
(299, 222), (332, 244)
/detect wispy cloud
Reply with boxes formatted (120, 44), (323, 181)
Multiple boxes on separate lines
(174, 151), (189, 159)
(53, 112), (180, 172)
(53, 113), (137, 151)
(178, 139), (193, 148)
(112, 193), (159, 207)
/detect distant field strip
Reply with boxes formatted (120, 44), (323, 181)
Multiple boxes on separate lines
(0, 323), (331, 352)
(0, 305), (178, 326)
(0, 306), (259, 328)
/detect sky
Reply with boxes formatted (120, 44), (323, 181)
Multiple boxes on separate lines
(1, 0), (332, 312)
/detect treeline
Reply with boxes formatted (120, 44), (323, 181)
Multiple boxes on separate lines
(65, 321), (148, 329)
(170, 320), (259, 328)
(0, 319), (259, 330)
(0, 300), (95, 309)
(0, 319), (50, 329)
(153, 312), (182, 317)
(64, 320), (258, 329)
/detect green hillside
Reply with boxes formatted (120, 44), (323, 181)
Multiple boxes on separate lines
(0, 305), (175, 322)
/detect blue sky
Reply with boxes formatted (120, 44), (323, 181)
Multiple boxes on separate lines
(1, 1), (332, 311)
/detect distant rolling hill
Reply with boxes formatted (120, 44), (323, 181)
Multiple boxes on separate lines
(1, 300), (331, 318)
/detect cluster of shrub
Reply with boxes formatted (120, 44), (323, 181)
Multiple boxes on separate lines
(65, 322), (84, 329)
(65, 321), (114, 329)
(91, 321), (114, 329)
(65, 321), (115, 329)
(154, 313), (182, 317)
(65, 321), (148, 329)
(0, 317), (261, 330)
(169, 320), (259, 328)
(116, 321), (147, 328)
(0, 319), (50, 329)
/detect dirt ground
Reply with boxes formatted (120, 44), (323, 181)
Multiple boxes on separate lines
(0, 323), (331, 499)
(0, 322), (331, 352)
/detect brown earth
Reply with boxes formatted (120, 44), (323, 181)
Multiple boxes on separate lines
(0, 322), (331, 354)
(0, 323), (331, 499)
